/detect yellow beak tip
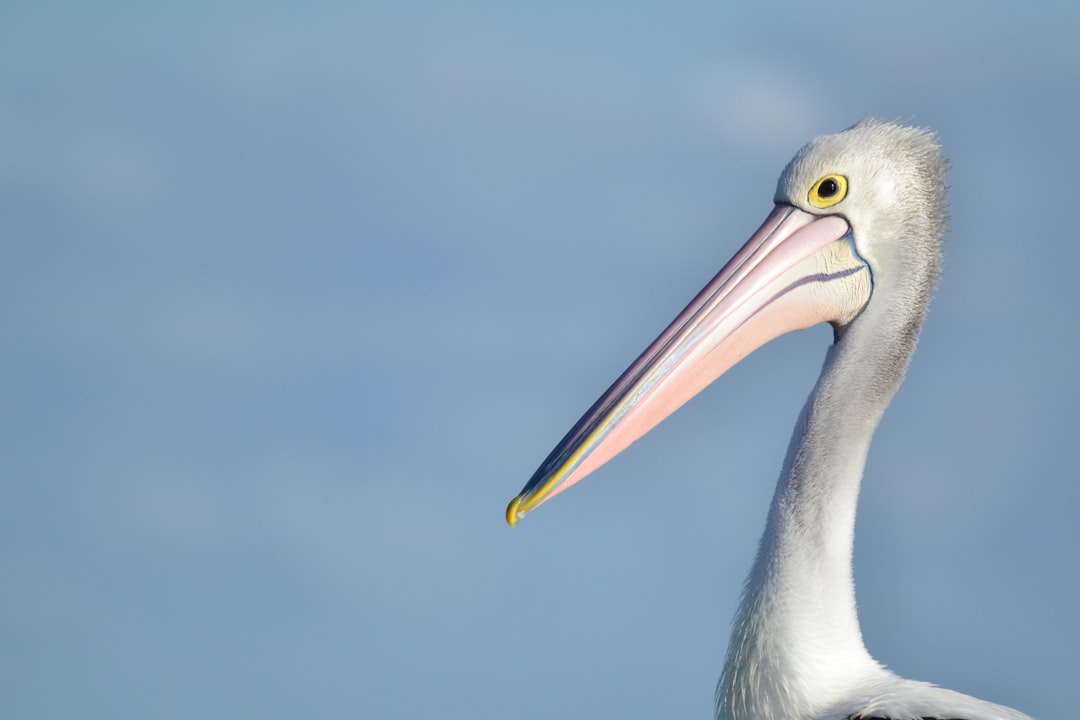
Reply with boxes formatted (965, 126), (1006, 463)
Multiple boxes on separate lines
(505, 496), (524, 527)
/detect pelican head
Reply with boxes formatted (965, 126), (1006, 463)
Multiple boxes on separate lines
(504, 120), (1034, 720)
(506, 118), (947, 525)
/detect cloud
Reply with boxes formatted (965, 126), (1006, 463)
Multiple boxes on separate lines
(684, 58), (835, 155)
(58, 127), (170, 224)
(91, 444), (490, 608)
(132, 278), (280, 372)
(0, 109), (172, 228)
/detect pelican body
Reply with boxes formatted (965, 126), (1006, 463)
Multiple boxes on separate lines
(506, 120), (1032, 720)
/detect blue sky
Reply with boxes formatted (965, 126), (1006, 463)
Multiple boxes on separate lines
(3, 2), (1079, 718)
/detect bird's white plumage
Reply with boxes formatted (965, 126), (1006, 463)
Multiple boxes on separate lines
(714, 120), (1030, 720)
(509, 119), (1034, 720)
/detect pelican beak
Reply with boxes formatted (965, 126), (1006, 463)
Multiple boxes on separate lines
(506, 205), (873, 526)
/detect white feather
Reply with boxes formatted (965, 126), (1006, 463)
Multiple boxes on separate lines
(715, 120), (1031, 720)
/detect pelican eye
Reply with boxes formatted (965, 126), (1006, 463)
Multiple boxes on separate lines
(808, 174), (848, 209)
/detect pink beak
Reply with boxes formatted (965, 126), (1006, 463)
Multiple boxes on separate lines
(507, 205), (873, 526)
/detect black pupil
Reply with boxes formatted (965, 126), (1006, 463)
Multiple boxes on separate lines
(819, 178), (839, 197)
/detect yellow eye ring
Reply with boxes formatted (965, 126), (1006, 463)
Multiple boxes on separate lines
(808, 174), (848, 208)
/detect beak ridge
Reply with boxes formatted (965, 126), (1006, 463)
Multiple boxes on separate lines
(508, 205), (871, 525)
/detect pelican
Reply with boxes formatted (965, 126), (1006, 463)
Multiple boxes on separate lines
(505, 119), (1032, 720)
